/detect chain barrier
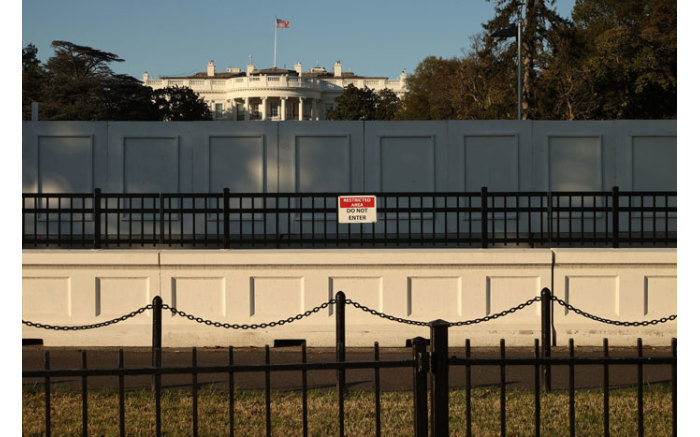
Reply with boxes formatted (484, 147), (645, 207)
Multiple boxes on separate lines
(161, 300), (335, 330)
(22, 304), (153, 331)
(22, 293), (678, 331)
(551, 295), (677, 326)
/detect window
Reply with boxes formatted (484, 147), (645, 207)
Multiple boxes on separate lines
(215, 103), (223, 119)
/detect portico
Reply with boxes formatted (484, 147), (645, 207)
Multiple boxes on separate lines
(143, 59), (407, 121)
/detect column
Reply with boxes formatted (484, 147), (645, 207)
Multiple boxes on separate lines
(281, 97), (287, 121)
(298, 97), (304, 121)
(312, 99), (318, 121)
(244, 97), (250, 121)
(231, 101), (237, 121)
(261, 97), (268, 121)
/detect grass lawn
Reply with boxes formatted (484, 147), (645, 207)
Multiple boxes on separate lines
(23, 384), (674, 436)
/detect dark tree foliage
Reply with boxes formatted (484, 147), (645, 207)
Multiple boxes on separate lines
(399, 0), (675, 120)
(23, 41), (212, 121)
(326, 84), (401, 120)
(152, 86), (212, 121)
(22, 43), (45, 120)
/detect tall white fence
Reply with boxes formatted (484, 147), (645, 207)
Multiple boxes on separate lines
(22, 120), (677, 194)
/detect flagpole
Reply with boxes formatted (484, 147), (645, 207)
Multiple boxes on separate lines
(273, 17), (278, 68)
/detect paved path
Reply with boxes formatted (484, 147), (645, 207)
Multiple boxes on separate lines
(22, 345), (674, 392)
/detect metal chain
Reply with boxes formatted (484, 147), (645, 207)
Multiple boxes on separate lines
(22, 304), (153, 331)
(448, 296), (542, 327)
(162, 299), (335, 330)
(551, 295), (677, 326)
(345, 299), (430, 326)
(345, 296), (542, 327)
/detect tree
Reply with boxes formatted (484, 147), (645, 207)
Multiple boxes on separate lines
(571, 0), (676, 119)
(326, 84), (401, 120)
(152, 86), (212, 121)
(395, 56), (461, 120)
(22, 44), (46, 120)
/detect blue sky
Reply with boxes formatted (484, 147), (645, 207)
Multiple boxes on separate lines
(22, 0), (576, 79)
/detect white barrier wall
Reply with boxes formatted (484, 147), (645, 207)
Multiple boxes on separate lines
(22, 120), (677, 194)
(22, 248), (676, 347)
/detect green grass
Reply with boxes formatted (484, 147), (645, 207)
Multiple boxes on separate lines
(23, 384), (674, 436)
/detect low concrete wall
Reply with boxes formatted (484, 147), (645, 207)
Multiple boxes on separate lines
(22, 248), (676, 346)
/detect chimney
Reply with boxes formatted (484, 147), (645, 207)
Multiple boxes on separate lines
(142, 71), (149, 83)
(400, 69), (406, 83)
(207, 60), (215, 77)
(334, 60), (342, 78)
(294, 62), (302, 75)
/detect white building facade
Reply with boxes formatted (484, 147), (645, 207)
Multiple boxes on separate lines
(143, 60), (407, 120)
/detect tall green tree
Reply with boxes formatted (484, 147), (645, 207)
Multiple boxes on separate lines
(571, 0), (676, 119)
(395, 56), (461, 120)
(22, 44), (46, 120)
(152, 86), (212, 121)
(326, 84), (401, 120)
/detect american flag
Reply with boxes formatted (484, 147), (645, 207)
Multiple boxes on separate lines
(276, 18), (290, 28)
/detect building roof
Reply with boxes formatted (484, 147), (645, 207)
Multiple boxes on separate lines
(251, 68), (298, 76)
(159, 68), (389, 81)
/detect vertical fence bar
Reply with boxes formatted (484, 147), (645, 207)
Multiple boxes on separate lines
(265, 345), (271, 437)
(534, 339), (540, 437)
(672, 338), (677, 437)
(374, 341), (381, 437)
(500, 339), (506, 437)
(119, 349), (125, 437)
(82, 350), (88, 437)
(612, 186), (620, 248)
(637, 338), (644, 437)
(336, 291), (346, 437)
(569, 338), (575, 437)
(481, 187), (488, 248)
(603, 339), (610, 437)
(541, 288), (552, 392)
(93, 188), (101, 249)
(159, 193), (165, 245)
(223, 188), (230, 248)
(229, 346), (234, 437)
(430, 319), (450, 437)
(465, 339), (472, 437)
(302, 341), (309, 437)
(45, 351), (51, 437)
(192, 347), (198, 437)
(412, 337), (428, 437)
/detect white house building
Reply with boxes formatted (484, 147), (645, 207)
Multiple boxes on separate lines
(143, 60), (407, 120)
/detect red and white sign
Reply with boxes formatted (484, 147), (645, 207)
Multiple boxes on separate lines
(338, 195), (377, 223)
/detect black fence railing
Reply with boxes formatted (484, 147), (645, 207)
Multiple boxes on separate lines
(22, 187), (676, 249)
(23, 289), (677, 437)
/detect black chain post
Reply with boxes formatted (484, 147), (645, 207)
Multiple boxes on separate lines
(412, 337), (428, 437)
(93, 188), (101, 249)
(335, 291), (346, 437)
(430, 319), (450, 437)
(541, 288), (552, 392)
(152, 296), (162, 394)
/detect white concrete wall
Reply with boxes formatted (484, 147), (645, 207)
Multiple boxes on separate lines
(22, 248), (676, 347)
(23, 120), (677, 194)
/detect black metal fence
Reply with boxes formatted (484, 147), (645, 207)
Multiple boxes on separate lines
(22, 187), (676, 249)
(23, 289), (676, 437)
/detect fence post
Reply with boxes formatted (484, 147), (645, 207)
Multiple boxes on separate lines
(223, 188), (230, 249)
(335, 291), (346, 436)
(159, 192), (164, 245)
(612, 186), (620, 248)
(540, 288), (552, 392)
(93, 188), (102, 249)
(412, 337), (429, 437)
(481, 187), (488, 249)
(152, 296), (162, 393)
(429, 319), (450, 437)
